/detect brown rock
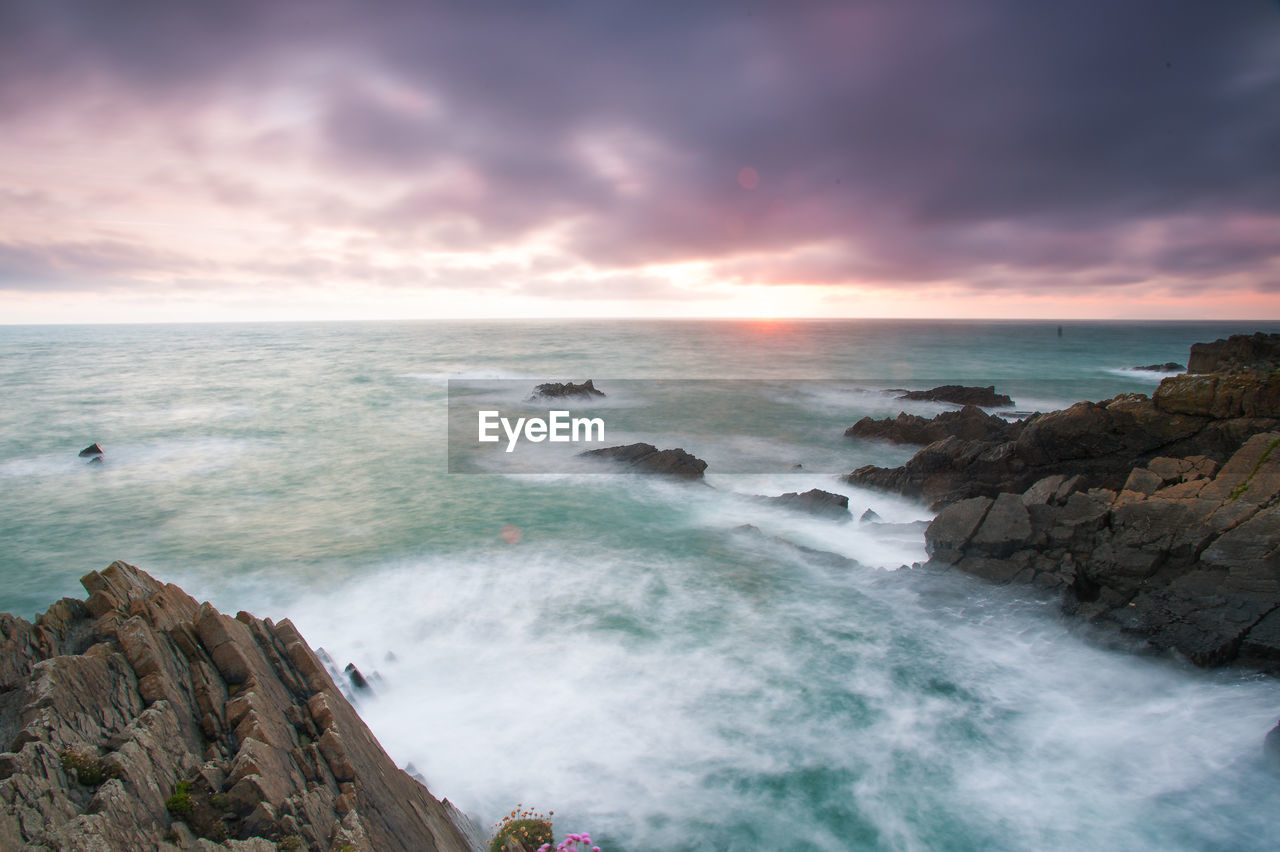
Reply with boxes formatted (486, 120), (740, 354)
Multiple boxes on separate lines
(0, 562), (479, 851)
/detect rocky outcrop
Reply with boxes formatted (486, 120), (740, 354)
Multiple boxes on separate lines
(79, 444), (104, 459)
(529, 380), (605, 400)
(0, 562), (480, 852)
(579, 443), (707, 478)
(1187, 332), (1280, 373)
(1133, 363), (1184, 372)
(846, 405), (1019, 446)
(922, 433), (1280, 669)
(849, 389), (1278, 509)
(848, 334), (1280, 672)
(760, 489), (850, 520)
(897, 385), (1014, 407)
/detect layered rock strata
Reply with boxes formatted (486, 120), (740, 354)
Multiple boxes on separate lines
(0, 562), (480, 851)
(923, 433), (1280, 668)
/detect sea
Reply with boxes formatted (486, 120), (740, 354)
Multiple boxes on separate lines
(3, 319), (1280, 851)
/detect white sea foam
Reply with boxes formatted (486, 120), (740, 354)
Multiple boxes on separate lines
(270, 535), (1280, 852)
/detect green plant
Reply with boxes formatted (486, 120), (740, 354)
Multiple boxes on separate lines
(490, 806), (554, 852)
(59, 749), (113, 787)
(277, 837), (304, 852)
(165, 781), (195, 819)
(209, 793), (230, 811)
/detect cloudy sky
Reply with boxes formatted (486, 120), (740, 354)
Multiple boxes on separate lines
(2, 0), (1278, 322)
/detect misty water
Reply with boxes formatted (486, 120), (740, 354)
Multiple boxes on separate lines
(3, 319), (1280, 850)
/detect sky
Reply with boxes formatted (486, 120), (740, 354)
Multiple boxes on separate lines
(1, 0), (1278, 322)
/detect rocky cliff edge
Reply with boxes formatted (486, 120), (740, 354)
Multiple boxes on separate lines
(0, 561), (482, 852)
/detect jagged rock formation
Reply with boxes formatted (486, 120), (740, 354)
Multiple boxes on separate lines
(897, 385), (1014, 407)
(848, 386), (1278, 509)
(0, 562), (481, 852)
(579, 443), (707, 478)
(529, 380), (606, 400)
(760, 489), (850, 519)
(852, 334), (1280, 671)
(846, 404), (1018, 446)
(923, 433), (1280, 668)
(1187, 332), (1280, 373)
(78, 444), (104, 459)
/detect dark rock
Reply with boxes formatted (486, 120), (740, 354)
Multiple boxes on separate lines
(579, 443), (707, 478)
(762, 489), (850, 520)
(529, 379), (606, 400)
(846, 405), (1019, 445)
(1133, 363), (1184, 372)
(1187, 332), (1280, 373)
(897, 385), (1014, 407)
(0, 561), (479, 851)
(344, 663), (371, 693)
(848, 390), (1275, 509)
(924, 496), (993, 566)
(1265, 723), (1280, 769)
(859, 508), (882, 523)
(969, 493), (1033, 558)
(79, 443), (104, 458)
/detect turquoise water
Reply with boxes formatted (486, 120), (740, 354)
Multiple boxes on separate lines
(3, 319), (1280, 850)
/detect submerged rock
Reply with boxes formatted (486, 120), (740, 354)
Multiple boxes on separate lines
(79, 443), (104, 458)
(579, 443), (707, 478)
(0, 561), (480, 851)
(897, 385), (1014, 407)
(1133, 363), (1184, 372)
(529, 379), (606, 400)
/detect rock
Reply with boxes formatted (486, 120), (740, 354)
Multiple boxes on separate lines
(344, 663), (371, 693)
(897, 385), (1014, 407)
(762, 489), (849, 520)
(579, 443), (707, 478)
(926, 433), (1280, 670)
(0, 561), (479, 851)
(79, 443), (104, 458)
(1153, 371), (1280, 419)
(848, 390), (1274, 509)
(529, 379), (606, 400)
(924, 496), (993, 566)
(1265, 723), (1280, 769)
(1187, 332), (1280, 373)
(845, 405), (1019, 445)
(968, 493), (1033, 558)
(859, 508), (882, 523)
(1133, 363), (1184, 372)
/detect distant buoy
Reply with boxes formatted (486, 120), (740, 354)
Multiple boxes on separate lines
(1057, 325), (1063, 337)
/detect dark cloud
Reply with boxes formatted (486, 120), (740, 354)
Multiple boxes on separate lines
(1, 0), (1278, 297)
